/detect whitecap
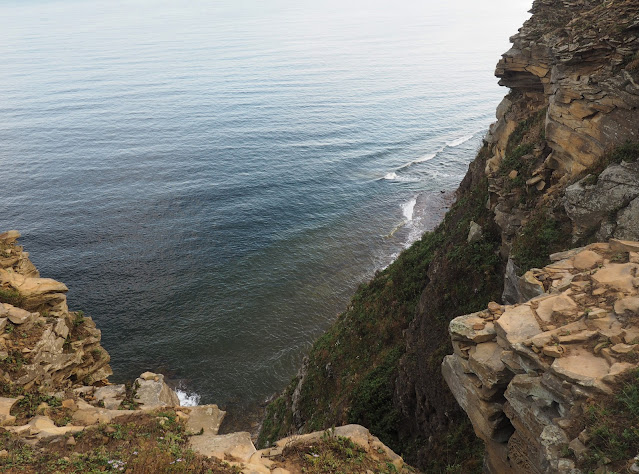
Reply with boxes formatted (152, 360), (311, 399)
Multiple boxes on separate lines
(401, 196), (417, 222)
(398, 152), (438, 170)
(446, 134), (474, 147)
(176, 389), (201, 407)
(384, 172), (398, 180)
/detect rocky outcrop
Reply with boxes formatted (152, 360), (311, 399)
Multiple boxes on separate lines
(494, 0), (639, 179)
(134, 371), (181, 409)
(485, 0), (639, 256)
(564, 160), (639, 241)
(0, 231), (112, 390)
(444, 240), (639, 473)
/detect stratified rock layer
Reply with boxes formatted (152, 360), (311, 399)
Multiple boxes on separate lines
(444, 240), (639, 473)
(0, 231), (112, 390)
(494, 0), (639, 178)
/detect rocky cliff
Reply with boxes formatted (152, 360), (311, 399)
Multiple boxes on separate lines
(3, 0), (638, 471)
(260, 0), (639, 472)
(444, 240), (639, 472)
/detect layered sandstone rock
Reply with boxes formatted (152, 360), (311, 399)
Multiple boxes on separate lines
(444, 240), (639, 473)
(0, 231), (112, 390)
(485, 0), (639, 253)
(494, 0), (639, 178)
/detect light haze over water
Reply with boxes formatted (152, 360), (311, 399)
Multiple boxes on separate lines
(1, 0), (531, 416)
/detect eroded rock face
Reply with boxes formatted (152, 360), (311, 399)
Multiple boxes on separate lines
(0, 231), (112, 390)
(564, 162), (639, 241)
(484, 0), (639, 250)
(495, 0), (639, 178)
(444, 241), (639, 473)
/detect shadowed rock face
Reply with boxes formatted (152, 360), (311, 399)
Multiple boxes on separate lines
(564, 161), (639, 241)
(444, 240), (639, 473)
(496, 0), (639, 178)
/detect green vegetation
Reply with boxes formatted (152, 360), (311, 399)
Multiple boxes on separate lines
(348, 348), (402, 442)
(577, 369), (639, 472)
(280, 430), (410, 473)
(511, 210), (571, 272)
(291, 226), (445, 443)
(0, 409), (240, 473)
(0, 350), (28, 374)
(73, 311), (86, 327)
(0, 287), (25, 307)
(257, 380), (296, 448)
(11, 393), (61, 422)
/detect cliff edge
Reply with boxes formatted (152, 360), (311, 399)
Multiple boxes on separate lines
(260, 0), (639, 471)
(445, 240), (639, 472)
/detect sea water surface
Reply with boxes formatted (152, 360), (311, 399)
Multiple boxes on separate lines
(1, 0), (531, 418)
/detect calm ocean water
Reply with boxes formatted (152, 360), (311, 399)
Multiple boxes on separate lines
(1, 0), (531, 417)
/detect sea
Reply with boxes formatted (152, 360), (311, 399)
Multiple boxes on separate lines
(0, 0), (532, 422)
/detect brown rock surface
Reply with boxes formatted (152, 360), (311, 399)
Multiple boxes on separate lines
(445, 242), (639, 472)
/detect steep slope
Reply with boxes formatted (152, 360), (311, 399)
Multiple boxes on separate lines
(259, 0), (639, 471)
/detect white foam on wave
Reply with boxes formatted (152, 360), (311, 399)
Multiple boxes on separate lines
(382, 171), (420, 183)
(176, 389), (201, 407)
(398, 152), (438, 170)
(446, 134), (474, 147)
(401, 196), (417, 222)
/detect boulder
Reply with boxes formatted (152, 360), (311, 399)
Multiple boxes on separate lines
(185, 405), (226, 436)
(467, 221), (483, 244)
(94, 384), (126, 410)
(563, 162), (639, 240)
(134, 372), (180, 409)
(189, 431), (256, 462)
(2, 304), (34, 325)
(494, 305), (542, 345)
(449, 313), (496, 343)
(572, 250), (603, 271)
(0, 397), (18, 426)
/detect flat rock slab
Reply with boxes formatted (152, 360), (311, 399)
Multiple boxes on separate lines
(185, 405), (226, 435)
(449, 312), (496, 343)
(592, 263), (639, 293)
(6, 416), (84, 440)
(72, 408), (136, 425)
(0, 270), (68, 296)
(551, 349), (610, 387)
(0, 397), (18, 426)
(495, 305), (542, 344)
(189, 431), (256, 462)
(610, 239), (639, 253)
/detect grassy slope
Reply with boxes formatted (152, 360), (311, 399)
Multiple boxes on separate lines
(258, 141), (504, 472)
(258, 98), (581, 471)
